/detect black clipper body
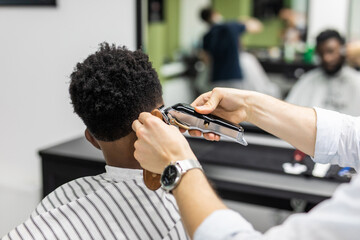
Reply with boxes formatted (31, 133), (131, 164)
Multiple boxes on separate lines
(159, 103), (248, 146)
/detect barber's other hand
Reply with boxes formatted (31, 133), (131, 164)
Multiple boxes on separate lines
(185, 88), (251, 141)
(132, 112), (197, 174)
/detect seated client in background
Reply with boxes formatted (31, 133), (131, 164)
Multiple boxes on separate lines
(286, 29), (360, 116)
(2, 43), (188, 240)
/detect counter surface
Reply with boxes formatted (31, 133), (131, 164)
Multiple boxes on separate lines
(40, 136), (341, 211)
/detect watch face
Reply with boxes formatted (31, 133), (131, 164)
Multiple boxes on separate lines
(161, 165), (179, 187)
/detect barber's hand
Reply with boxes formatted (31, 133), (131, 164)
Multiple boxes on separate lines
(184, 88), (251, 141)
(132, 112), (197, 174)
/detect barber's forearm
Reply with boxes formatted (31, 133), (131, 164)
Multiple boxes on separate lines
(246, 92), (316, 156)
(172, 169), (227, 238)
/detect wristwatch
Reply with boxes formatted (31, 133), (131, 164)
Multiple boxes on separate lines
(160, 159), (203, 193)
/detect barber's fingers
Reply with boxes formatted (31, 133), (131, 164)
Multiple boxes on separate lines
(132, 119), (142, 132)
(179, 128), (187, 134)
(188, 129), (202, 137)
(192, 88), (222, 114)
(132, 112), (163, 133)
(204, 132), (220, 141)
(187, 130), (220, 141)
(138, 112), (154, 124)
(191, 91), (212, 107)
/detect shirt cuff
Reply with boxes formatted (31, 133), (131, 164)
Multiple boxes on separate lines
(313, 107), (342, 164)
(194, 209), (258, 240)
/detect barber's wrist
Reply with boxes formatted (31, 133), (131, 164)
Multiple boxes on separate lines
(243, 91), (263, 124)
(172, 168), (204, 195)
(163, 154), (198, 168)
(163, 148), (197, 167)
(242, 90), (255, 123)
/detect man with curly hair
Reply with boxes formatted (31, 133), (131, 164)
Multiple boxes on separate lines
(2, 43), (189, 240)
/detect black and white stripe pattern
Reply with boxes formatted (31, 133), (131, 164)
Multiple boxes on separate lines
(2, 167), (189, 240)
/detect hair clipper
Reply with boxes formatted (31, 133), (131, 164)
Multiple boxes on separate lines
(159, 103), (248, 145)
(142, 103), (248, 191)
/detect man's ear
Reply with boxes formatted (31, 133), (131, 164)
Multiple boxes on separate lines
(151, 108), (164, 120)
(85, 129), (101, 150)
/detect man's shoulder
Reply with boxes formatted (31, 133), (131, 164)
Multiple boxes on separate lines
(32, 175), (104, 216)
(54, 174), (105, 197)
(291, 68), (323, 87)
(208, 22), (244, 32)
(224, 21), (246, 32)
(300, 67), (323, 79)
(18, 173), (187, 240)
(286, 68), (323, 103)
(41, 173), (177, 210)
(342, 65), (360, 78)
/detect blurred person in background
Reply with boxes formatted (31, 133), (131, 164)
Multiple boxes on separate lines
(279, 8), (306, 45)
(199, 7), (280, 97)
(286, 29), (360, 116)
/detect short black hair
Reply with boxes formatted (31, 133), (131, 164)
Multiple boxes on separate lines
(200, 7), (214, 23)
(316, 29), (345, 48)
(69, 43), (163, 141)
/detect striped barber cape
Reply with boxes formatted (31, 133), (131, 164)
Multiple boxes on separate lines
(2, 165), (189, 240)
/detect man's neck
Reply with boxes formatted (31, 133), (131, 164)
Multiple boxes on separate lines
(98, 132), (141, 169)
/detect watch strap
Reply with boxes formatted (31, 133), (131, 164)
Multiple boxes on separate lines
(176, 159), (203, 174)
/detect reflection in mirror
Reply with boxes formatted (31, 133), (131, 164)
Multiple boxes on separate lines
(139, 0), (360, 117)
(285, 0), (360, 117)
(140, 0), (313, 103)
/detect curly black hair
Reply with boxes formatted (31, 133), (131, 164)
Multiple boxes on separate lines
(69, 43), (163, 141)
(316, 29), (345, 49)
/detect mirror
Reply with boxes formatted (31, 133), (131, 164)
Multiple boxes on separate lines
(139, 0), (312, 101)
(139, 0), (360, 105)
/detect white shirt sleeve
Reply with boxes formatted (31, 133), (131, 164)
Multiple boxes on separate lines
(314, 107), (360, 171)
(194, 107), (360, 240)
(193, 209), (262, 240)
(195, 174), (360, 240)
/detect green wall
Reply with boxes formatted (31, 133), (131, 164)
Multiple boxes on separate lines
(147, 23), (166, 81)
(165, 0), (180, 60)
(243, 18), (283, 48)
(146, 0), (180, 82)
(213, 0), (283, 48)
(213, 0), (252, 19)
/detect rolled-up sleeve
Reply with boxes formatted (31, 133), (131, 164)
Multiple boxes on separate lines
(313, 107), (360, 171)
(313, 107), (342, 163)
